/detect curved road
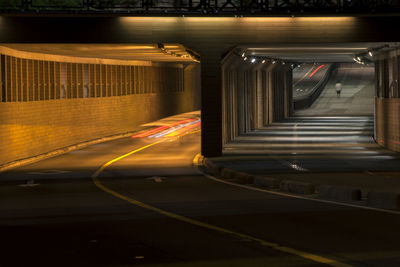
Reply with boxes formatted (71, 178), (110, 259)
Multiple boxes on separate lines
(295, 64), (375, 116)
(293, 63), (330, 100)
(1, 111), (400, 267)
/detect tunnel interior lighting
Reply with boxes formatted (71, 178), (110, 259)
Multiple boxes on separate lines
(353, 56), (366, 65)
(238, 53), (301, 66)
(368, 51), (373, 57)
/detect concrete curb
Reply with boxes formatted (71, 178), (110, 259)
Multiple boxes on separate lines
(203, 159), (315, 193)
(220, 167), (254, 184)
(253, 176), (280, 189)
(367, 191), (400, 210)
(202, 159), (255, 185)
(220, 167), (237, 179)
(203, 158), (223, 176)
(280, 180), (315, 195)
(202, 158), (400, 210)
(0, 130), (140, 173)
(318, 185), (362, 201)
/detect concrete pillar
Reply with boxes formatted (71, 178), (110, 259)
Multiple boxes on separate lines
(375, 50), (400, 152)
(267, 63), (290, 123)
(254, 62), (266, 130)
(201, 50), (223, 157)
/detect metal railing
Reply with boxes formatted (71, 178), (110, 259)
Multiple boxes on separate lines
(1, 0), (399, 15)
(0, 53), (184, 103)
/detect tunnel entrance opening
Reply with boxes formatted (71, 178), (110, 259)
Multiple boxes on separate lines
(293, 62), (375, 116)
(221, 43), (400, 158)
(0, 44), (201, 166)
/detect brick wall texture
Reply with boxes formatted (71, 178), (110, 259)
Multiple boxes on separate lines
(0, 64), (200, 166)
(375, 98), (400, 152)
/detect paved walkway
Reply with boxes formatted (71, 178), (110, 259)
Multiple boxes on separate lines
(214, 116), (400, 194)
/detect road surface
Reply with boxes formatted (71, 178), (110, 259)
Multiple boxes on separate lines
(1, 111), (400, 267)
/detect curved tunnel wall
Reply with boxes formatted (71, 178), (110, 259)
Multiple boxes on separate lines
(0, 48), (200, 166)
(375, 49), (400, 152)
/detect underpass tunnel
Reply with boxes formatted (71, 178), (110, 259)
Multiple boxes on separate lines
(222, 43), (400, 153)
(0, 44), (201, 167)
(2, 41), (400, 166)
(293, 62), (375, 116)
(222, 48), (293, 144)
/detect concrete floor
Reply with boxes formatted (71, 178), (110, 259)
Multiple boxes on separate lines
(222, 116), (400, 193)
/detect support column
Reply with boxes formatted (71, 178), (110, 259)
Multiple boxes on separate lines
(201, 50), (222, 157)
(375, 50), (400, 152)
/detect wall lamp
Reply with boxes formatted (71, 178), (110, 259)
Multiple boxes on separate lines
(237, 52), (301, 68)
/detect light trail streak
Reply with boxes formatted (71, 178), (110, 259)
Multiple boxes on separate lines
(309, 64), (325, 77)
(293, 65), (315, 87)
(131, 125), (170, 138)
(131, 118), (196, 139)
(166, 121), (201, 137)
(148, 119), (199, 138)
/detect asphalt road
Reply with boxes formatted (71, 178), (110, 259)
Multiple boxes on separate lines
(295, 64), (375, 116)
(293, 64), (330, 100)
(1, 111), (400, 267)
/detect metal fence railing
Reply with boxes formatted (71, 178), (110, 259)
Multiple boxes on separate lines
(1, 0), (400, 14)
(0, 54), (184, 103)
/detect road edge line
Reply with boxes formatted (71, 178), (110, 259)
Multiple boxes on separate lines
(90, 147), (353, 267)
(200, 158), (400, 215)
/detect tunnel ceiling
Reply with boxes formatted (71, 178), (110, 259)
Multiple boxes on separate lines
(1, 44), (199, 63)
(243, 42), (400, 63)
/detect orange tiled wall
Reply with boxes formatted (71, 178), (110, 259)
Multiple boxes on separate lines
(375, 98), (400, 152)
(0, 64), (200, 166)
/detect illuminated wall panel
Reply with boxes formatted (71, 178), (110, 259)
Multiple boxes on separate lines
(0, 54), (184, 102)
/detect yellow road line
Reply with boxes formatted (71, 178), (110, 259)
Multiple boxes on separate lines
(293, 65), (315, 87)
(91, 134), (352, 267)
(92, 139), (165, 178)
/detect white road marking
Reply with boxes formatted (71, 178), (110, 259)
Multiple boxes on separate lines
(19, 180), (40, 187)
(146, 176), (166, 182)
(199, 168), (400, 215)
(28, 170), (71, 175)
